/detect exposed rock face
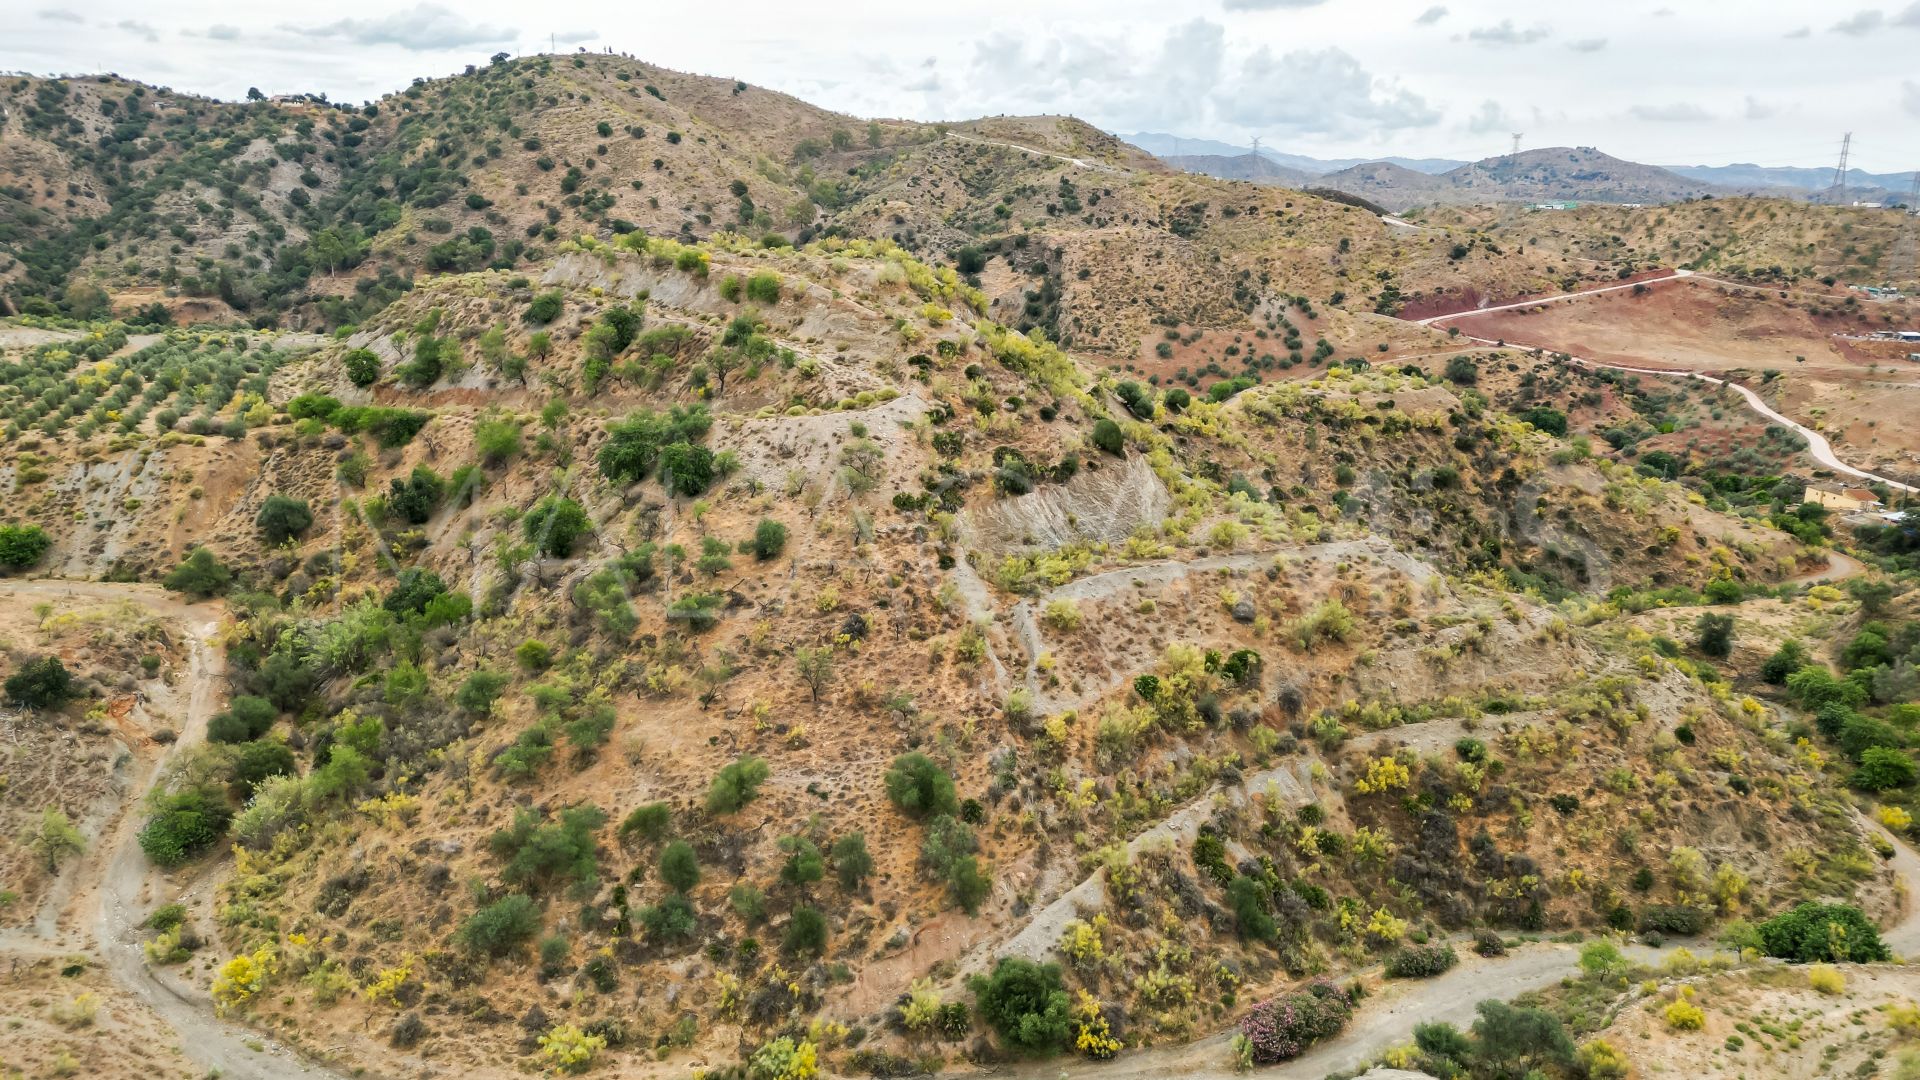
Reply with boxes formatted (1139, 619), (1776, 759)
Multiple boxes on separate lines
(966, 452), (1170, 553)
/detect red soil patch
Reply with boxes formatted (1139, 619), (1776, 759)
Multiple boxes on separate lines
(1407, 268), (1678, 322)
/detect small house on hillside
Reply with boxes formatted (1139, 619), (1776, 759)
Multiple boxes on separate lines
(1804, 484), (1882, 512)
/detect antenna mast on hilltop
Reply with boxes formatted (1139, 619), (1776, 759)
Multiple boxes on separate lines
(1250, 136), (1261, 159)
(1510, 132), (1523, 156)
(1829, 132), (1852, 203)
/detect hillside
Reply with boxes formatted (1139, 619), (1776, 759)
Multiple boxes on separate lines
(0, 58), (1661, 361)
(1162, 153), (1320, 188)
(3, 217), (1916, 1078)
(1315, 147), (1739, 212)
(1424, 196), (1920, 290)
(2, 51), (1919, 1080)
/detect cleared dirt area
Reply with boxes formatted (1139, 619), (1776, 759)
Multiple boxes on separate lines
(1444, 276), (1915, 375)
(1441, 276), (1920, 474)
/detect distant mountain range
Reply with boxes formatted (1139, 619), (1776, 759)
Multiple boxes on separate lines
(1663, 163), (1917, 195)
(1127, 131), (1919, 210)
(1122, 132), (1466, 175)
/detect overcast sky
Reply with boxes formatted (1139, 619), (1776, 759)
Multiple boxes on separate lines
(6, 0), (1918, 171)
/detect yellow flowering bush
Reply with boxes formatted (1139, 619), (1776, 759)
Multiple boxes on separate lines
(538, 1023), (608, 1073)
(211, 944), (278, 1014)
(1354, 756), (1411, 795)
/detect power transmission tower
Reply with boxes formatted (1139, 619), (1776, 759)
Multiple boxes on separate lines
(1250, 136), (1261, 159)
(1829, 132), (1852, 203)
(1510, 132), (1523, 156)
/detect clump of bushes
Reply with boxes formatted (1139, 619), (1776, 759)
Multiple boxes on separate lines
(706, 755), (770, 814)
(970, 957), (1070, 1054)
(1235, 982), (1354, 1064)
(1755, 902), (1889, 962)
(1384, 942), (1458, 978)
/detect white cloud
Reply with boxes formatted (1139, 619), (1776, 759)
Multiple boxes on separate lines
(1743, 96), (1775, 120)
(207, 24), (241, 41)
(1831, 10), (1885, 34)
(1220, 0), (1329, 8)
(1467, 20), (1550, 46)
(117, 19), (159, 43)
(1904, 80), (1920, 118)
(1217, 45), (1440, 135)
(1897, 1), (1920, 25)
(300, 3), (514, 50)
(1567, 37), (1607, 52)
(555, 30), (599, 45)
(37, 9), (83, 22)
(1629, 102), (1713, 122)
(1414, 6), (1448, 25)
(1465, 99), (1514, 134)
(1784, 25), (1811, 37)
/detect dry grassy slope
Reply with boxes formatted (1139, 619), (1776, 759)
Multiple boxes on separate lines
(0, 237), (1875, 1078)
(1313, 147), (1738, 214)
(1431, 196), (1920, 290)
(0, 74), (346, 291)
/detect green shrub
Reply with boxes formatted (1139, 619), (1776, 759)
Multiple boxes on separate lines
(286, 393), (341, 421)
(459, 894), (542, 957)
(255, 496), (313, 544)
(516, 639), (552, 670)
(383, 568), (448, 615)
(970, 957), (1070, 1054)
(832, 833), (873, 890)
(162, 548), (232, 597)
(1852, 747), (1915, 791)
(1755, 902), (1889, 962)
(884, 752), (959, 818)
(744, 272), (783, 304)
(342, 348), (380, 387)
(474, 418), (522, 464)
(523, 497), (591, 557)
(1694, 612), (1735, 659)
(231, 740), (296, 788)
(0, 523), (53, 569)
(490, 805), (607, 893)
(5, 656), (73, 709)
(1090, 418), (1124, 456)
(455, 669), (509, 715)
(749, 518), (788, 560)
(639, 892), (697, 941)
(386, 465), (445, 525)
(138, 788), (231, 867)
(1762, 639), (1810, 684)
(783, 905), (828, 957)
(1638, 904), (1707, 935)
(619, 802), (672, 843)
(208, 695), (277, 744)
(659, 840), (701, 892)
(526, 291), (564, 324)
(658, 442), (715, 497)
(779, 835), (825, 887)
(706, 755), (770, 814)
(1227, 875), (1276, 941)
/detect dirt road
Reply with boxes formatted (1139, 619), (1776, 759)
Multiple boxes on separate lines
(0, 579), (344, 1080)
(989, 804), (1920, 1080)
(1411, 272), (1917, 494)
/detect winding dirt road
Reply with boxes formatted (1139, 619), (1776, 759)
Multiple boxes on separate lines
(0, 579), (343, 1080)
(1417, 271), (1917, 495)
(990, 803), (1920, 1080)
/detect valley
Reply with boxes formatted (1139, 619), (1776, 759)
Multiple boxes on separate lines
(0, 40), (1917, 1080)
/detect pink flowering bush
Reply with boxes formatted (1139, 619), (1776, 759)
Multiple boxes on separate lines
(1237, 982), (1354, 1065)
